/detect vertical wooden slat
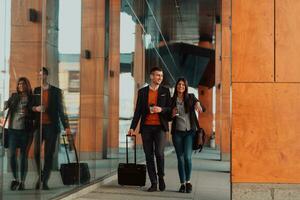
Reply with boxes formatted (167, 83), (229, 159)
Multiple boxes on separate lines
(108, 0), (120, 149)
(221, 0), (231, 156)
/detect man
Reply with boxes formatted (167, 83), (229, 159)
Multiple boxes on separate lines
(32, 67), (71, 190)
(128, 67), (171, 192)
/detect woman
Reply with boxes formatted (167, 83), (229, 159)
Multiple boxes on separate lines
(4, 77), (34, 190)
(170, 78), (203, 193)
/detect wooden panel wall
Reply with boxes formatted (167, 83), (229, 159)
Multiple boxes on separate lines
(276, 0), (300, 82)
(232, 0), (274, 82)
(232, 84), (300, 183)
(232, 0), (300, 183)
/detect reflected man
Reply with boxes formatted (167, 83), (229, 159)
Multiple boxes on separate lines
(32, 67), (71, 190)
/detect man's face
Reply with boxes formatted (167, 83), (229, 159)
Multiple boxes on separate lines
(150, 70), (163, 85)
(39, 70), (48, 83)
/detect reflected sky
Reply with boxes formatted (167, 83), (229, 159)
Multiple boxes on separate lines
(59, 0), (81, 54)
(0, 0), (11, 70)
(120, 12), (135, 53)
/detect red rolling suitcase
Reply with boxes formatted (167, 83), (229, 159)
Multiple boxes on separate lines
(60, 134), (90, 185)
(118, 135), (146, 186)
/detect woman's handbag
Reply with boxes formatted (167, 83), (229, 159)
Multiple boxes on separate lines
(193, 109), (206, 152)
(193, 127), (206, 152)
(0, 109), (10, 148)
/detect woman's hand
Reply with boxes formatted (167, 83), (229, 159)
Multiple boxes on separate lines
(172, 107), (178, 117)
(195, 102), (203, 113)
(33, 105), (44, 112)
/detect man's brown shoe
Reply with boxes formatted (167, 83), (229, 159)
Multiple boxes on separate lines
(147, 184), (157, 192)
(158, 177), (166, 191)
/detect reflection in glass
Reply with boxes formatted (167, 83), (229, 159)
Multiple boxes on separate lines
(0, 0), (11, 111)
(33, 66), (74, 192)
(119, 11), (135, 149)
(4, 78), (33, 192)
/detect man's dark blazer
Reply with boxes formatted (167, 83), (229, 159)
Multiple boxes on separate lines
(130, 85), (171, 133)
(33, 85), (69, 133)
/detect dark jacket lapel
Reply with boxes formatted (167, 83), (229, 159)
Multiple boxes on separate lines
(144, 85), (149, 107)
(157, 85), (163, 106)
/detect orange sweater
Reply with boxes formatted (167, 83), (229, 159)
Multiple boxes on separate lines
(41, 90), (51, 124)
(144, 89), (160, 125)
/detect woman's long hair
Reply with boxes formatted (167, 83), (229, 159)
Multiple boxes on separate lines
(16, 77), (32, 96)
(172, 77), (190, 113)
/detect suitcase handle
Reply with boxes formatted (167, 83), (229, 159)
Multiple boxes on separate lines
(62, 134), (79, 164)
(126, 135), (136, 164)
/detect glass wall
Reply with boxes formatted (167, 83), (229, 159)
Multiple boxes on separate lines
(39, 0), (82, 198)
(0, 0), (91, 199)
(119, 8), (139, 158)
(0, 0), (229, 199)
(0, 0), (11, 199)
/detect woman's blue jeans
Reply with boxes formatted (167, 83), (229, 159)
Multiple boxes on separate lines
(172, 130), (194, 184)
(8, 129), (29, 181)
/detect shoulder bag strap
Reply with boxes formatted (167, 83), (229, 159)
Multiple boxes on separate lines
(2, 108), (10, 128)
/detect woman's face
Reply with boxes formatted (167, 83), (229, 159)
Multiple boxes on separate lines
(176, 80), (186, 94)
(18, 80), (27, 93)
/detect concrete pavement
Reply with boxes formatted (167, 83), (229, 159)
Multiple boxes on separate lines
(65, 149), (230, 200)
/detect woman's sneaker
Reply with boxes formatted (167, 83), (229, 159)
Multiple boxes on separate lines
(18, 182), (25, 190)
(186, 183), (192, 193)
(10, 180), (19, 191)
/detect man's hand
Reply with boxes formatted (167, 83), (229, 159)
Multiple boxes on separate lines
(152, 106), (162, 113)
(65, 128), (72, 141)
(127, 129), (135, 136)
(33, 105), (42, 112)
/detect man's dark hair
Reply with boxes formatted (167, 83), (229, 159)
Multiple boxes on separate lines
(42, 67), (49, 75)
(150, 67), (163, 74)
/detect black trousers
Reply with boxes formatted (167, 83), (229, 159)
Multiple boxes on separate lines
(141, 125), (166, 185)
(34, 124), (58, 184)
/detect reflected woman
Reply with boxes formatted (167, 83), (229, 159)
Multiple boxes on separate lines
(4, 77), (34, 190)
(170, 78), (203, 193)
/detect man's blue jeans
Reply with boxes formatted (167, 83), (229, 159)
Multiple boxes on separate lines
(172, 130), (194, 183)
